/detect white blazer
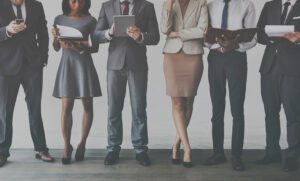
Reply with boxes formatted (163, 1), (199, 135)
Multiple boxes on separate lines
(161, 0), (208, 55)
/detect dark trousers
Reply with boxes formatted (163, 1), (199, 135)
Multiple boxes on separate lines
(208, 50), (247, 157)
(261, 58), (300, 158)
(0, 61), (48, 157)
(107, 66), (148, 154)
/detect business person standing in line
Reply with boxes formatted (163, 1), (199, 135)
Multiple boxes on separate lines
(94, 0), (160, 166)
(0, 0), (54, 167)
(161, 0), (208, 168)
(52, 0), (102, 165)
(204, 0), (256, 171)
(256, 0), (300, 172)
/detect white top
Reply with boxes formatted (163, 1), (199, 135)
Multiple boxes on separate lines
(206, 0), (257, 52)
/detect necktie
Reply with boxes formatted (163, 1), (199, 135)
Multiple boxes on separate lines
(221, 0), (230, 29)
(122, 0), (129, 15)
(281, 1), (291, 25)
(16, 5), (23, 19)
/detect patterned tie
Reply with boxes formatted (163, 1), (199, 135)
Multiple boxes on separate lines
(16, 5), (23, 19)
(281, 1), (291, 25)
(122, 0), (130, 15)
(221, 0), (230, 29)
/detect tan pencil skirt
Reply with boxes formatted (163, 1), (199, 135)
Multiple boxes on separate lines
(164, 51), (203, 97)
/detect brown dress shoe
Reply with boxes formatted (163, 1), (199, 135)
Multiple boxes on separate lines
(0, 156), (7, 167)
(35, 151), (55, 163)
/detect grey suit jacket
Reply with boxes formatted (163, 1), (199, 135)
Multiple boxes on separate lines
(0, 0), (49, 76)
(161, 0), (208, 55)
(94, 0), (160, 72)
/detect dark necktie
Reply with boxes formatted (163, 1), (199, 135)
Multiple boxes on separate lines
(221, 0), (230, 29)
(122, 0), (129, 15)
(281, 1), (291, 25)
(16, 5), (23, 19)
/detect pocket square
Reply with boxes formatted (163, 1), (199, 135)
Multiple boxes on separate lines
(293, 16), (300, 20)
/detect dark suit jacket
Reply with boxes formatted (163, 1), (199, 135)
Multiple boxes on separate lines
(0, 0), (49, 76)
(94, 0), (160, 72)
(257, 0), (300, 76)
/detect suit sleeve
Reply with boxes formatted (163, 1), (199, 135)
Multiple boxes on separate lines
(257, 2), (271, 46)
(160, 0), (175, 35)
(90, 18), (100, 54)
(138, 3), (160, 46)
(0, 26), (9, 42)
(178, 0), (208, 42)
(36, 3), (49, 66)
(94, 3), (110, 44)
(237, 1), (257, 52)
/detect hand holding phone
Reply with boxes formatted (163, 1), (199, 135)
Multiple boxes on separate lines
(6, 20), (26, 35)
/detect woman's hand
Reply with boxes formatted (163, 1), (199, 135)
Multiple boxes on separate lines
(167, 0), (176, 12)
(168, 31), (179, 38)
(283, 32), (300, 43)
(52, 27), (60, 39)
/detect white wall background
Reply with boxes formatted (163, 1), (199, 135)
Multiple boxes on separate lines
(11, 0), (289, 150)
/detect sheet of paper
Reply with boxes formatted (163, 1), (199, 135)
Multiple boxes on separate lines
(56, 25), (83, 39)
(265, 25), (295, 37)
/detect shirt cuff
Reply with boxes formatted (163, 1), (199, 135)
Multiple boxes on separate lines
(105, 30), (113, 41)
(136, 32), (144, 44)
(6, 27), (12, 38)
(210, 43), (221, 50)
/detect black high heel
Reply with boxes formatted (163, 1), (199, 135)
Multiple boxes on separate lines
(171, 145), (181, 165)
(75, 144), (86, 161)
(62, 145), (73, 165)
(182, 150), (193, 168)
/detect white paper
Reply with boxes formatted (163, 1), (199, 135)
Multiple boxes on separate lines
(56, 25), (83, 38)
(265, 25), (295, 37)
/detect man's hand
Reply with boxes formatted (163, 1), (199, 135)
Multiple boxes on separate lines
(127, 26), (141, 41)
(167, 0), (175, 12)
(6, 21), (26, 35)
(217, 34), (240, 53)
(109, 24), (115, 36)
(283, 32), (300, 43)
(168, 31), (179, 38)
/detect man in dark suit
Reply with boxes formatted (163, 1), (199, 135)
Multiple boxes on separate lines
(94, 0), (159, 166)
(257, 0), (300, 172)
(0, 0), (54, 167)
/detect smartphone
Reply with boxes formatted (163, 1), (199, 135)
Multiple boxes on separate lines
(16, 19), (24, 24)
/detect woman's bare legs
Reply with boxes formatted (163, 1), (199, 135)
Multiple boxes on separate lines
(61, 97), (75, 158)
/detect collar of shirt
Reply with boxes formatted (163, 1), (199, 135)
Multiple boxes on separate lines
(12, 0), (26, 20)
(282, 0), (297, 6)
(120, 0), (134, 4)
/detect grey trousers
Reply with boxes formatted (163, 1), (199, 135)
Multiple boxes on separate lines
(0, 61), (48, 157)
(261, 58), (300, 158)
(107, 67), (148, 153)
(208, 50), (247, 157)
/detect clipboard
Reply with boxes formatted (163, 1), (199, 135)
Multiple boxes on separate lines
(113, 15), (135, 37)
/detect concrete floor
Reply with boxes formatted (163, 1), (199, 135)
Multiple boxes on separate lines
(0, 149), (299, 181)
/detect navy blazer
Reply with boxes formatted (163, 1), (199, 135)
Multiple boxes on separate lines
(257, 0), (300, 76)
(0, 0), (49, 76)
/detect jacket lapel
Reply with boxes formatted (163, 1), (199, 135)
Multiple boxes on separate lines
(183, 0), (197, 23)
(174, 0), (183, 25)
(113, 0), (121, 15)
(25, 0), (31, 24)
(272, 0), (282, 25)
(132, 0), (143, 16)
(285, 0), (300, 24)
(6, 0), (16, 20)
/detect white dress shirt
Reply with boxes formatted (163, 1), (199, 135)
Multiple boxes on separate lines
(282, 0), (297, 24)
(206, 0), (257, 52)
(105, 0), (144, 43)
(6, 0), (27, 37)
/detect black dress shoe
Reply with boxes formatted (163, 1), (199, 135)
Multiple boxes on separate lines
(136, 152), (151, 166)
(232, 156), (245, 171)
(0, 156), (7, 167)
(104, 151), (119, 165)
(283, 157), (297, 172)
(203, 153), (226, 166)
(256, 154), (282, 165)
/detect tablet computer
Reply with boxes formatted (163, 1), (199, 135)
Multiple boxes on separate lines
(113, 15), (135, 37)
